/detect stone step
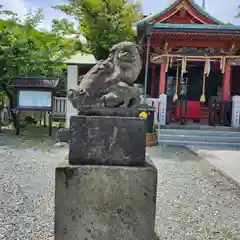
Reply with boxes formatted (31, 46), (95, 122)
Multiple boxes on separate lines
(158, 128), (240, 147)
(158, 139), (240, 148)
(160, 129), (240, 137)
(159, 134), (240, 143)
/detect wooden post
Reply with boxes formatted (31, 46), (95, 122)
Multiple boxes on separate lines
(48, 112), (52, 137)
(43, 112), (47, 127)
(221, 63), (231, 124)
(221, 63), (231, 102)
(151, 65), (156, 98)
(0, 108), (2, 132)
(39, 112), (42, 126)
(159, 64), (166, 96)
(16, 110), (20, 136)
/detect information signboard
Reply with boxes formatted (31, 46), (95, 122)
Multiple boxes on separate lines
(17, 90), (52, 109)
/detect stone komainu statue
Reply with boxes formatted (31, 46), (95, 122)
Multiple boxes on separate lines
(68, 41), (143, 110)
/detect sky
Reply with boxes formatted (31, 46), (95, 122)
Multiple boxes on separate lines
(0, 0), (239, 30)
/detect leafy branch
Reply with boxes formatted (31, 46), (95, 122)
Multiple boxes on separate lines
(53, 0), (141, 60)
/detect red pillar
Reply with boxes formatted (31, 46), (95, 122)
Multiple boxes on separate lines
(221, 63), (231, 102)
(159, 63), (166, 96)
(151, 65), (156, 98)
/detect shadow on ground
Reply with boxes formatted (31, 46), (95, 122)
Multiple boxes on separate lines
(0, 126), (59, 150)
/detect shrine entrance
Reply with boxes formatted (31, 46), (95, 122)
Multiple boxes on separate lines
(187, 65), (204, 102)
(136, 0), (240, 128)
(165, 61), (224, 125)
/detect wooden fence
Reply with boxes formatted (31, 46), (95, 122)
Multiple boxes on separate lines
(0, 96), (10, 124)
(52, 97), (66, 121)
(0, 96), (67, 124)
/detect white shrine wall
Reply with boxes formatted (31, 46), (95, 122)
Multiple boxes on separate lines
(66, 65), (78, 128)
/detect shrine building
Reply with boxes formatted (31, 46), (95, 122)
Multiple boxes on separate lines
(136, 0), (240, 126)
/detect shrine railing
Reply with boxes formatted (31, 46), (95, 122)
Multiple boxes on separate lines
(53, 97), (66, 120)
(208, 100), (232, 127)
(161, 98), (234, 127)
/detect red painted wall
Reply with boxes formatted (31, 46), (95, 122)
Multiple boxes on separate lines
(164, 10), (202, 24)
(152, 0), (217, 24)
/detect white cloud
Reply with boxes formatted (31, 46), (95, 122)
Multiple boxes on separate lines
(0, 0), (55, 31)
(0, 0), (27, 18)
(1, 0), (239, 31)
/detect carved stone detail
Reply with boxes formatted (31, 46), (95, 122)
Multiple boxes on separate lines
(68, 41), (143, 111)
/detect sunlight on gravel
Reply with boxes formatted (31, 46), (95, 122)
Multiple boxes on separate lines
(0, 129), (67, 240)
(148, 146), (240, 240)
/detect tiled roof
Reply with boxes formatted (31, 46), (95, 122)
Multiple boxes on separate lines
(10, 77), (59, 89)
(152, 23), (240, 31)
(65, 52), (97, 65)
(136, 0), (223, 26)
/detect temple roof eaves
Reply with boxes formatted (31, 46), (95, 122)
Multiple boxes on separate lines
(136, 0), (224, 27)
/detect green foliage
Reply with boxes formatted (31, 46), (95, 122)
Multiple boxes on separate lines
(0, 5), (81, 89)
(53, 0), (142, 60)
(237, 6), (240, 18)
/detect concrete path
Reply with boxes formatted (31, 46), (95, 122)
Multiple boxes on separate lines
(148, 145), (240, 240)
(188, 146), (240, 186)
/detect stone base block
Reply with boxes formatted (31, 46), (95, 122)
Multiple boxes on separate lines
(69, 115), (146, 166)
(55, 158), (157, 240)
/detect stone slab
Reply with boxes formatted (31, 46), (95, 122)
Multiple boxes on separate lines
(75, 105), (153, 117)
(187, 147), (240, 185)
(77, 107), (140, 117)
(69, 115), (146, 166)
(55, 157), (157, 240)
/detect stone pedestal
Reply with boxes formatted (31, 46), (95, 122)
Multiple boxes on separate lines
(55, 112), (158, 239)
(69, 115), (146, 166)
(55, 157), (157, 240)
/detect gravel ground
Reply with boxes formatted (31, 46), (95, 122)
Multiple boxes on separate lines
(0, 129), (240, 239)
(148, 145), (240, 240)
(0, 129), (66, 240)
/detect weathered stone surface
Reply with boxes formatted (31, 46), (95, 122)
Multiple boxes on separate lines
(69, 115), (146, 166)
(76, 104), (151, 117)
(67, 41), (142, 110)
(55, 157), (157, 240)
(55, 128), (72, 143)
(77, 106), (140, 117)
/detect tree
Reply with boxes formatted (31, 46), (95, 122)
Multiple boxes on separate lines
(53, 0), (142, 60)
(237, 5), (240, 18)
(0, 5), (81, 125)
